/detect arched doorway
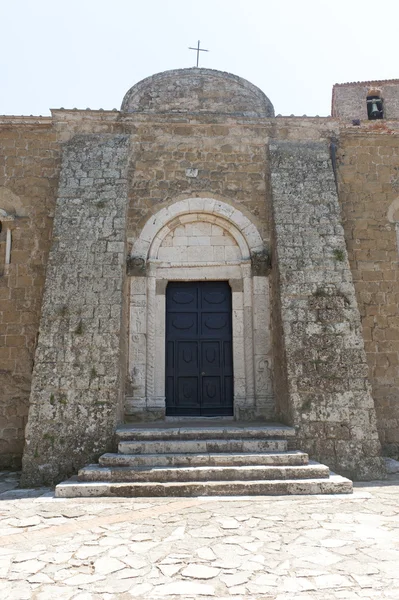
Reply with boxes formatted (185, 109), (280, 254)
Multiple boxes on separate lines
(126, 198), (274, 422)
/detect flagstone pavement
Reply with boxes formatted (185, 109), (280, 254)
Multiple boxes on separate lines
(1, 471), (399, 600)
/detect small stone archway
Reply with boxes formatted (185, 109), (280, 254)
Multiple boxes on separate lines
(126, 198), (274, 422)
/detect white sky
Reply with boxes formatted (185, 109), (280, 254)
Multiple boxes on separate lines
(1, 0), (398, 117)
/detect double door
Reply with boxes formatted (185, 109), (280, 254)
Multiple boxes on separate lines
(165, 281), (233, 416)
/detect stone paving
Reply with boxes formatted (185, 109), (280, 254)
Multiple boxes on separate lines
(1, 471), (399, 599)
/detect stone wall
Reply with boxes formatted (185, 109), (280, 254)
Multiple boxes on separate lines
(0, 121), (60, 469)
(332, 81), (399, 120)
(0, 72), (397, 480)
(337, 130), (399, 458)
(270, 140), (384, 480)
(21, 134), (130, 486)
(125, 119), (270, 246)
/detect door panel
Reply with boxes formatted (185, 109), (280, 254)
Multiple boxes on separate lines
(165, 281), (233, 416)
(177, 377), (199, 410)
(201, 313), (230, 338)
(201, 341), (221, 370)
(168, 313), (198, 338)
(177, 341), (198, 374)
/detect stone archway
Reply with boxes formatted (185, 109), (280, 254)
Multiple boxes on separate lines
(126, 198), (274, 422)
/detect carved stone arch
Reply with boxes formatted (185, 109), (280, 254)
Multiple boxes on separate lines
(149, 214), (250, 261)
(131, 197), (267, 262)
(126, 198), (274, 422)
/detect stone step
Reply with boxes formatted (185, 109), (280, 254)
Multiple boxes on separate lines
(118, 438), (288, 454)
(78, 462), (329, 483)
(99, 450), (309, 468)
(116, 423), (296, 442)
(55, 473), (353, 498)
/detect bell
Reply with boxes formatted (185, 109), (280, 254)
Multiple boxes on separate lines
(370, 101), (380, 118)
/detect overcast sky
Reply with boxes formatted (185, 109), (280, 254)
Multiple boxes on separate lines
(1, 0), (398, 117)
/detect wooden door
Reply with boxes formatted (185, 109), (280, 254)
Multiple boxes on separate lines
(165, 281), (233, 416)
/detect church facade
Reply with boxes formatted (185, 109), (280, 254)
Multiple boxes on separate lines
(1, 69), (399, 486)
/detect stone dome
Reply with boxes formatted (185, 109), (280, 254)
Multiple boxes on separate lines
(120, 68), (274, 117)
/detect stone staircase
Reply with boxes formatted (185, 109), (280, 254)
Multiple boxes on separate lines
(55, 423), (353, 497)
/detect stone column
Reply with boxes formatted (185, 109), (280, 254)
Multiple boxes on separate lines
(269, 140), (384, 480)
(21, 134), (130, 486)
(125, 276), (147, 421)
(242, 264), (255, 406)
(145, 264), (157, 400)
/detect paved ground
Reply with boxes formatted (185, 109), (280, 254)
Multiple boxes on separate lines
(1, 471), (399, 600)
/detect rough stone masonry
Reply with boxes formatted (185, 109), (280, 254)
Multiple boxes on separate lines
(1, 68), (398, 485)
(21, 134), (130, 486)
(270, 141), (383, 480)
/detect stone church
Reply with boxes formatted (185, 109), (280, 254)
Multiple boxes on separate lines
(1, 68), (398, 495)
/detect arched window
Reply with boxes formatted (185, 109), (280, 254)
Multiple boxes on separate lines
(366, 89), (384, 120)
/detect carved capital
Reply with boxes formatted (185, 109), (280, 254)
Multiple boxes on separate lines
(126, 255), (146, 277)
(251, 248), (271, 276)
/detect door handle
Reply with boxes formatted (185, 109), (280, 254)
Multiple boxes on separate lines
(201, 372), (206, 376)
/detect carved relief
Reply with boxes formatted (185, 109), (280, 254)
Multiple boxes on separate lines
(126, 255), (146, 276)
(251, 248), (271, 276)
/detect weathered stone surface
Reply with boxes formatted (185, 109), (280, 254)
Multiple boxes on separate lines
(251, 248), (272, 276)
(118, 438), (287, 454)
(337, 132), (399, 459)
(126, 255), (146, 276)
(385, 457), (399, 474)
(332, 80), (399, 120)
(2, 68), (398, 481)
(115, 423), (296, 440)
(21, 134), (130, 487)
(99, 450), (308, 468)
(181, 564), (220, 579)
(3, 478), (398, 598)
(56, 423), (350, 498)
(55, 473), (352, 498)
(0, 131), (61, 470)
(270, 140), (385, 480)
(121, 68), (275, 117)
(153, 581), (215, 595)
(93, 556), (125, 575)
(77, 462), (330, 482)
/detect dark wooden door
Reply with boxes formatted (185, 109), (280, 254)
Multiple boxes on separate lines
(165, 281), (233, 416)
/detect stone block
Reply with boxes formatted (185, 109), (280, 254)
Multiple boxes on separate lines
(186, 246), (214, 262)
(225, 246), (241, 260)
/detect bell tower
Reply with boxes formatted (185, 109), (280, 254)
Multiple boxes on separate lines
(332, 79), (399, 120)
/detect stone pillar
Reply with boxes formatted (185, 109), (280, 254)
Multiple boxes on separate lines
(145, 263), (156, 399)
(270, 140), (384, 480)
(21, 134), (130, 486)
(242, 264), (255, 405)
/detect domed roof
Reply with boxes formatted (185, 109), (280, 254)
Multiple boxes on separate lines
(121, 68), (274, 118)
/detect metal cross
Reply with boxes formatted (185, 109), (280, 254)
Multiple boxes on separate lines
(189, 40), (209, 67)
